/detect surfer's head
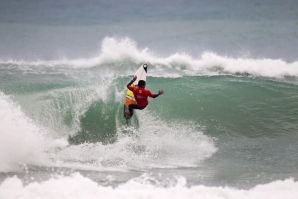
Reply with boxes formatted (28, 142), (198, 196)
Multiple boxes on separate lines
(138, 80), (146, 88)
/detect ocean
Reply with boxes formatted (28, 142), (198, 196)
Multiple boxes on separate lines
(1, 0), (298, 198)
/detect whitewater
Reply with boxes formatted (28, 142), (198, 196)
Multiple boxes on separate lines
(0, 36), (298, 198)
(1, 0), (298, 198)
(2, 37), (298, 78)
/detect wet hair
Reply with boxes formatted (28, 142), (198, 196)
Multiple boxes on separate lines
(138, 80), (146, 87)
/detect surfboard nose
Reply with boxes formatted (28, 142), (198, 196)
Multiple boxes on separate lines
(143, 63), (148, 72)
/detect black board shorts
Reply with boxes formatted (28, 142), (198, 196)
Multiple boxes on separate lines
(128, 104), (147, 116)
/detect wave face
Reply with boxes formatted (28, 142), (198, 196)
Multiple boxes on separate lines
(0, 37), (298, 197)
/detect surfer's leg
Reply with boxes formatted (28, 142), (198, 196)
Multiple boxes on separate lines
(128, 104), (147, 115)
(124, 105), (130, 114)
(128, 104), (137, 116)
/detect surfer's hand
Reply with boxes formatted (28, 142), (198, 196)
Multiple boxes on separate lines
(132, 75), (137, 81)
(158, 90), (164, 95)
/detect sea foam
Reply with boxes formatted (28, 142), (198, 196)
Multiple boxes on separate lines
(0, 172), (297, 199)
(1, 37), (297, 79)
(0, 91), (49, 172)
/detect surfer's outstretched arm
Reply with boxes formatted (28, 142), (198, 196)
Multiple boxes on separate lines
(153, 90), (164, 98)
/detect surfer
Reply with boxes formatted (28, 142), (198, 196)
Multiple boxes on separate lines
(125, 75), (164, 117)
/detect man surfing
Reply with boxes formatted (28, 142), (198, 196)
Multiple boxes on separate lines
(124, 75), (164, 118)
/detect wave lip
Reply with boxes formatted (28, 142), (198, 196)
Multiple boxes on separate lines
(1, 37), (298, 79)
(197, 52), (298, 78)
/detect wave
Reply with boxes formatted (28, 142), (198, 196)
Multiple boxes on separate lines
(0, 85), (217, 171)
(1, 37), (298, 79)
(0, 91), (49, 171)
(55, 109), (217, 169)
(1, 36), (297, 172)
(0, 173), (297, 199)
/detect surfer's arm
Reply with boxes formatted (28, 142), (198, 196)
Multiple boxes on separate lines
(151, 90), (164, 98)
(127, 80), (134, 88)
(153, 94), (160, 98)
(126, 76), (137, 89)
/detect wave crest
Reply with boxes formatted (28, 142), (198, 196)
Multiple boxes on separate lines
(1, 37), (298, 79)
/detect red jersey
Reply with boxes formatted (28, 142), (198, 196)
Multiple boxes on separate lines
(127, 85), (155, 107)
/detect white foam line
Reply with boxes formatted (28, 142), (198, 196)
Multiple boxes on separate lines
(1, 37), (298, 78)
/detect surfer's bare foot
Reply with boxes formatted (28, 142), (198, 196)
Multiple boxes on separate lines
(124, 112), (131, 119)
